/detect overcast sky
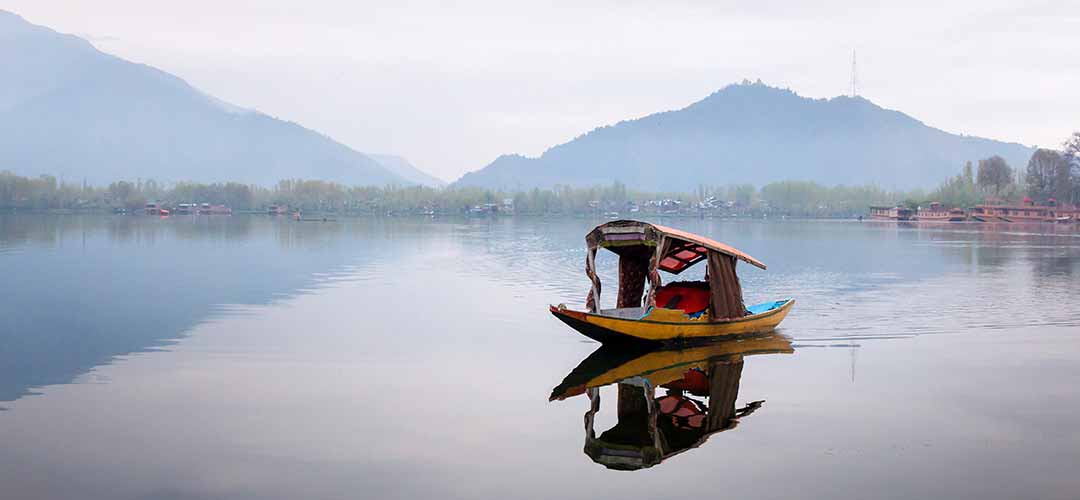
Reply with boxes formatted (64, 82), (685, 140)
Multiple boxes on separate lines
(5, 1), (1078, 181)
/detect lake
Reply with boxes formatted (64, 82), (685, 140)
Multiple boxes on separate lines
(2, 214), (1079, 500)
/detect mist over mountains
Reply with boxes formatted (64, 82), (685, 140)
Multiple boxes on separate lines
(368, 154), (446, 187)
(0, 10), (442, 187)
(1, 10), (1035, 192)
(455, 81), (1033, 191)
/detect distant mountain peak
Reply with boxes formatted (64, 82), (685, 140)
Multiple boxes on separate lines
(455, 82), (1033, 191)
(0, 10), (414, 187)
(710, 79), (796, 95)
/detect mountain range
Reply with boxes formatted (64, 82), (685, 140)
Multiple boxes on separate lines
(1, 11), (1036, 192)
(0, 10), (443, 187)
(455, 81), (1033, 191)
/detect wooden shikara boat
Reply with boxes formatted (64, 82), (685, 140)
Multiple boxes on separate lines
(550, 220), (793, 344)
(549, 333), (794, 470)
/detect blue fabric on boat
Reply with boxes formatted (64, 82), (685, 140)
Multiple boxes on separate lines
(746, 300), (785, 315)
(639, 306), (654, 320)
(641, 299), (786, 319)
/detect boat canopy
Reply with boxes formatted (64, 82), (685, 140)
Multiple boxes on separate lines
(582, 220), (765, 320)
(586, 220), (765, 272)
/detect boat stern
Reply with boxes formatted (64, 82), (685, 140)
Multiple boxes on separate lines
(550, 304), (651, 344)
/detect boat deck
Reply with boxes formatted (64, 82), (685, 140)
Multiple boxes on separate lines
(596, 300), (788, 321)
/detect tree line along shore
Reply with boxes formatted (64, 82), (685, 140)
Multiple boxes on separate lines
(2, 134), (1076, 218)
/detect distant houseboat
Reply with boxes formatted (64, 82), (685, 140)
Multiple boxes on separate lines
(869, 205), (914, 221)
(969, 198), (1058, 223)
(198, 203), (232, 215)
(916, 202), (966, 222)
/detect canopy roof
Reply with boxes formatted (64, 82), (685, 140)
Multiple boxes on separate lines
(585, 220), (766, 274)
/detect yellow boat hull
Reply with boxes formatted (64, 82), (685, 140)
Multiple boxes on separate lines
(550, 332), (794, 401)
(550, 298), (794, 344)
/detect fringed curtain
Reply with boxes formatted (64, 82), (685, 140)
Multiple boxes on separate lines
(643, 237), (669, 308)
(617, 247), (652, 308)
(707, 252), (746, 320)
(585, 247), (602, 312)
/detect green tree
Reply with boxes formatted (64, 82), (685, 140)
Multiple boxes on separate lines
(1025, 148), (1070, 202)
(976, 156), (1013, 196)
(733, 184), (755, 207)
(1063, 132), (1080, 204)
(927, 162), (981, 208)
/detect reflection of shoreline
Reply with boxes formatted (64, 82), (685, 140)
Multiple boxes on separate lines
(0, 215), (373, 406)
(921, 222), (1080, 277)
(0, 214), (257, 248)
(550, 333), (793, 470)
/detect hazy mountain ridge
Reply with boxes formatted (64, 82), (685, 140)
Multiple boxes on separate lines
(455, 82), (1033, 191)
(369, 154), (446, 187)
(0, 10), (433, 187)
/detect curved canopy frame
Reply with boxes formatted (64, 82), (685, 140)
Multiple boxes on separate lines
(585, 220), (766, 272)
(583, 220), (765, 319)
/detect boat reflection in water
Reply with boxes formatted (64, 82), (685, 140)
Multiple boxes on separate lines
(550, 333), (793, 470)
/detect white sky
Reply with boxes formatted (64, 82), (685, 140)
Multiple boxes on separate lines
(5, 1), (1078, 181)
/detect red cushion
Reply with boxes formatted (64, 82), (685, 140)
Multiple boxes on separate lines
(654, 283), (710, 314)
(662, 369), (710, 396)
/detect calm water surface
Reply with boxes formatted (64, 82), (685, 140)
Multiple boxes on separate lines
(2, 215), (1079, 499)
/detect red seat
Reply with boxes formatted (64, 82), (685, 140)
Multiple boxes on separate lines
(654, 282), (710, 314)
(661, 368), (710, 396)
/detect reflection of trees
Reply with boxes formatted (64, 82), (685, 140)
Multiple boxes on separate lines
(2, 215), (265, 249)
(0, 214), (70, 248)
(0, 213), (398, 252)
(913, 224), (1080, 328)
(274, 218), (348, 250)
(0, 215), (38, 247)
(1032, 253), (1078, 279)
(928, 222), (1080, 279)
(106, 216), (137, 243)
(939, 239), (1016, 270)
(170, 215), (255, 242)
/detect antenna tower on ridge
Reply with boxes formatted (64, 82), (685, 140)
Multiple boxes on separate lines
(850, 49), (858, 97)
